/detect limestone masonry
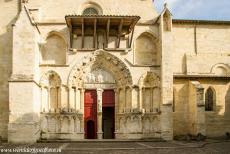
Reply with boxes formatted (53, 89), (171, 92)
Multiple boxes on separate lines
(0, 0), (230, 143)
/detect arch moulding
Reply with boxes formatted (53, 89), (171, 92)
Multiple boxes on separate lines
(68, 50), (133, 88)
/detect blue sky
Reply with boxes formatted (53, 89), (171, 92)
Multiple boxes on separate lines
(154, 0), (230, 20)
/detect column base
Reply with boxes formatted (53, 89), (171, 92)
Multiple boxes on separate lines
(97, 131), (103, 139)
(161, 131), (173, 141)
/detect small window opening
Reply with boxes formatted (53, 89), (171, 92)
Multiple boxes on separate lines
(83, 8), (98, 15)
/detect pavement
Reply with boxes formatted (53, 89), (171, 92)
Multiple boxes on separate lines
(0, 139), (230, 154)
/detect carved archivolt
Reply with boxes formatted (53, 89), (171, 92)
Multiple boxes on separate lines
(68, 50), (132, 87)
(138, 72), (160, 88)
(40, 70), (61, 88)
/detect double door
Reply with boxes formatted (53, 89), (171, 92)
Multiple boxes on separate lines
(84, 89), (115, 139)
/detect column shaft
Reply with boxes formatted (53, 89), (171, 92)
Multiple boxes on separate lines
(80, 89), (85, 113)
(114, 88), (119, 133)
(150, 87), (153, 112)
(97, 88), (103, 139)
(48, 88), (50, 112)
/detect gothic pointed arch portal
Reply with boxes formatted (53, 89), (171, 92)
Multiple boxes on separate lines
(68, 50), (132, 139)
(68, 50), (133, 88)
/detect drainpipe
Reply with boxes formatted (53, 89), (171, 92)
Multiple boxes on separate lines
(194, 25), (198, 54)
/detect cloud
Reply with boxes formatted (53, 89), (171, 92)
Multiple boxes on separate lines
(154, 0), (230, 20)
(165, 0), (182, 9)
(172, 0), (203, 18)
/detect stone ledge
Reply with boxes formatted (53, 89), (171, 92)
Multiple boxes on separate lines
(9, 74), (33, 81)
(39, 64), (69, 67)
(8, 79), (40, 87)
(174, 74), (230, 79)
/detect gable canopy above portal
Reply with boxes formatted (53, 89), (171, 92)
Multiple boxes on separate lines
(65, 15), (140, 49)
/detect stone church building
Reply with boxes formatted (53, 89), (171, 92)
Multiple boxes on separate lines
(0, 0), (230, 143)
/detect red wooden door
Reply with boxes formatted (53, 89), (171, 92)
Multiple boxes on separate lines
(102, 90), (115, 107)
(84, 90), (97, 139)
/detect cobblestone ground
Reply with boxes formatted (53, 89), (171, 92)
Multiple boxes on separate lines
(0, 140), (230, 154)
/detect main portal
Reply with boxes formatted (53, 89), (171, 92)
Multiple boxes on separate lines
(84, 89), (115, 139)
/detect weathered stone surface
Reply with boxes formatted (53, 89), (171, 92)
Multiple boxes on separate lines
(0, 0), (229, 143)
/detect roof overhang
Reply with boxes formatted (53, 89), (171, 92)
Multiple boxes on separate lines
(174, 74), (230, 79)
(65, 15), (140, 35)
(173, 19), (230, 25)
(65, 15), (140, 48)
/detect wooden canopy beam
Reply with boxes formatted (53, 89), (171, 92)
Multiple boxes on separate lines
(81, 18), (84, 48)
(106, 19), (110, 48)
(129, 28), (134, 48)
(70, 24), (73, 48)
(93, 18), (97, 48)
(65, 15), (140, 49)
(66, 18), (73, 48)
(117, 19), (123, 48)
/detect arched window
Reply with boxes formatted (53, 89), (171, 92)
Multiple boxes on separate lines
(173, 88), (177, 112)
(83, 7), (98, 15)
(205, 87), (215, 111)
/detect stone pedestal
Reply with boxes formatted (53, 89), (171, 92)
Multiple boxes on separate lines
(8, 122), (40, 144)
(160, 104), (173, 140)
(8, 81), (41, 143)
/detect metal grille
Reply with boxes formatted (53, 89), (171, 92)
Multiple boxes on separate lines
(83, 8), (98, 15)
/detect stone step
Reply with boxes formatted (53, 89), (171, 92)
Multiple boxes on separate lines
(38, 138), (164, 143)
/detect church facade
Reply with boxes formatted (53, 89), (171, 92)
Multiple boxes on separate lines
(0, 0), (230, 143)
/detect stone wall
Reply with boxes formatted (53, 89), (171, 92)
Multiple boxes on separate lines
(173, 79), (190, 136)
(172, 23), (230, 74)
(1, 0), (230, 142)
(173, 78), (230, 137)
(26, 0), (158, 22)
(8, 4), (41, 143)
(159, 8), (173, 140)
(0, 0), (19, 140)
(172, 22), (230, 137)
(201, 79), (230, 137)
